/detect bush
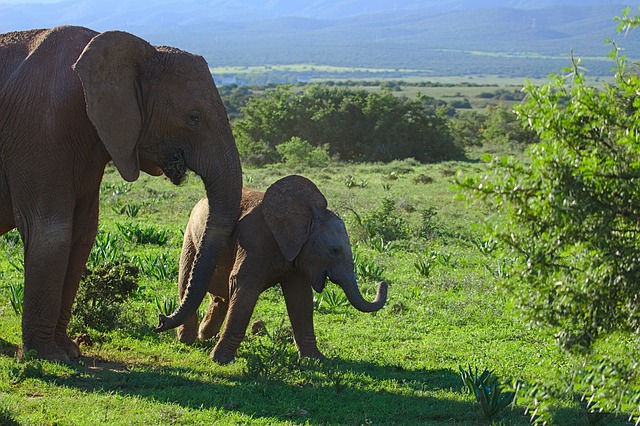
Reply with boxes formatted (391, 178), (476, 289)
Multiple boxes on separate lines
(234, 85), (463, 163)
(275, 137), (330, 167)
(0, 405), (19, 426)
(360, 198), (410, 242)
(460, 9), (640, 419)
(71, 262), (139, 332)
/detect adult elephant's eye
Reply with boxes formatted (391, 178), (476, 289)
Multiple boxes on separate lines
(186, 112), (201, 126)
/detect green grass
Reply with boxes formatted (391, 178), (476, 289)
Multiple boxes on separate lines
(0, 159), (636, 425)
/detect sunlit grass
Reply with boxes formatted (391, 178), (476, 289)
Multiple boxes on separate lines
(0, 160), (635, 425)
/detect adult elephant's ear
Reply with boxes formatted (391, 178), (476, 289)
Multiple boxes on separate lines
(262, 175), (328, 262)
(73, 31), (154, 182)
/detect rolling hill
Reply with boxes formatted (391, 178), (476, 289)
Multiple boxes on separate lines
(0, 0), (636, 79)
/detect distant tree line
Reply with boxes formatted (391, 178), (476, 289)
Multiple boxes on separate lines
(220, 82), (534, 166)
(232, 85), (463, 164)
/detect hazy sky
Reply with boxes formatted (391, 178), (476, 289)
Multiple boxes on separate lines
(0, 0), (61, 3)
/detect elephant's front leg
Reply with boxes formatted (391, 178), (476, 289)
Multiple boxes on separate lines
(211, 270), (262, 364)
(54, 194), (100, 358)
(281, 276), (325, 360)
(19, 216), (75, 362)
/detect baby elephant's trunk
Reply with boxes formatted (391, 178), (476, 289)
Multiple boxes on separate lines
(339, 279), (388, 312)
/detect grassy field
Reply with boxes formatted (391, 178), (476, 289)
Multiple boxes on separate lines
(0, 157), (635, 425)
(208, 63), (565, 88)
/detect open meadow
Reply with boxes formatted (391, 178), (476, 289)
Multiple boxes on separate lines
(0, 158), (635, 425)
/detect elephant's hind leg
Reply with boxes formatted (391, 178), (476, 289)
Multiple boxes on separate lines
(198, 295), (228, 340)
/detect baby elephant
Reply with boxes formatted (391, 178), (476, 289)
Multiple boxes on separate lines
(177, 175), (388, 364)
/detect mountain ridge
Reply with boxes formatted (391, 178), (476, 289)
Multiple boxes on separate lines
(0, 1), (635, 78)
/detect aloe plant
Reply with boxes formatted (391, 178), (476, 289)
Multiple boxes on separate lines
(321, 290), (349, 308)
(459, 365), (516, 422)
(414, 256), (433, 278)
(155, 295), (178, 316)
(7, 282), (24, 315)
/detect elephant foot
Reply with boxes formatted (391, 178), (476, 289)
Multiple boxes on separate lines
(176, 315), (199, 344)
(55, 334), (82, 359)
(298, 347), (325, 361)
(177, 325), (197, 344)
(198, 325), (220, 341)
(210, 347), (236, 365)
(20, 341), (70, 363)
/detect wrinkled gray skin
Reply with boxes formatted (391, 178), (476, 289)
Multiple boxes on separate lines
(0, 26), (242, 361)
(177, 175), (388, 364)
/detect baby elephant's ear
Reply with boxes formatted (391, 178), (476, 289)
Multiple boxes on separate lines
(262, 175), (328, 262)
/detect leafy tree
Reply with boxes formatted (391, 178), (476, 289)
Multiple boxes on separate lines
(218, 84), (255, 119)
(275, 137), (330, 167)
(233, 85), (463, 164)
(464, 58), (640, 352)
(459, 8), (640, 419)
(449, 110), (487, 148)
(481, 105), (539, 146)
(449, 105), (538, 148)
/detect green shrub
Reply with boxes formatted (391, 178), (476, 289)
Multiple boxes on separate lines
(88, 231), (125, 268)
(415, 206), (440, 239)
(459, 9), (640, 418)
(71, 262), (139, 332)
(414, 256), (433, 278)
(354, 252), (385, 282)
(317, 289), (349, 310)
(0, 229), (21, 249)
(275, 137), (330, 167)
(155, 295), (178, 316)
(235, 137), (278, 167)
(361, 198), (410, 242)
(132, 253), (178, 281)
(234, 85), (462, 163)
(112, 203), (141, 218)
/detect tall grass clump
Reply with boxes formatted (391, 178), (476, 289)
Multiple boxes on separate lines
(242, 321), (299, 381)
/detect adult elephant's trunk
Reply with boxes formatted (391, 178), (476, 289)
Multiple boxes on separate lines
(336, 277), (388, 312)
(155, 139), (242, 332)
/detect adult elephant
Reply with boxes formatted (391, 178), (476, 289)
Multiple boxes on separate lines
(173, 175), (388, 364)
(0, 26), (242, 362)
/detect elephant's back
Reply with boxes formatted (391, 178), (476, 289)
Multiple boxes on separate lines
(0, 26), (96, 88)
(240, 187), (265, 219)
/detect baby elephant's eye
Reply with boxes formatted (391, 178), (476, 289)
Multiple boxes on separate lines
(330, 247), (341, 256)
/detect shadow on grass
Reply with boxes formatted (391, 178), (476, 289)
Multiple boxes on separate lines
(2, 345), (623, 424)
(15, 352), (512, 425)
(0, 337), (19, 357)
